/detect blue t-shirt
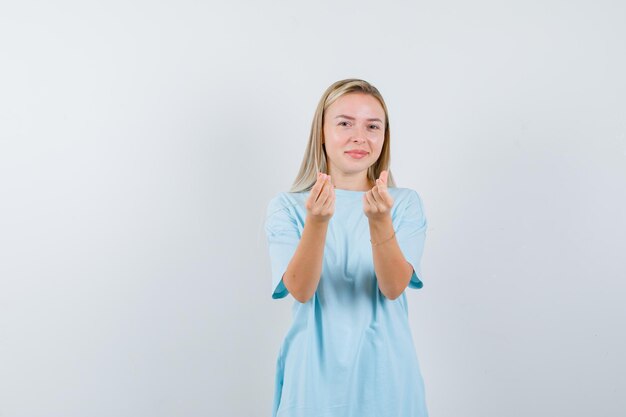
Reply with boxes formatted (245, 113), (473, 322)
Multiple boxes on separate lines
(265, 186), (429, 417)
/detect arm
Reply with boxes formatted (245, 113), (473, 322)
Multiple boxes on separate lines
(282, 216), (329, 303)
(281, 173), (335, 303)
(369, 215), (414, 300)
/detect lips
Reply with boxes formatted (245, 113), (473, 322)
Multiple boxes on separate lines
(345, 150), (368, 159)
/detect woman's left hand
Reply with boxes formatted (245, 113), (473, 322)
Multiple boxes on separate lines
(363, 170), (394, 222)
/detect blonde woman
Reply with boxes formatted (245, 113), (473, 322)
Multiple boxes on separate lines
(265, 78), (429, 417)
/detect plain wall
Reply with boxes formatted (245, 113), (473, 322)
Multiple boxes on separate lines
(1, 1), (625, 416)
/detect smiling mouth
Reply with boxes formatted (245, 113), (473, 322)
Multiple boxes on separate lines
(345, 151), (368, 159)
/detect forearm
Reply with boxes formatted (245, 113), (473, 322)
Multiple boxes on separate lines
(369, 216), (413, 300)
(282, 216), (329, 303)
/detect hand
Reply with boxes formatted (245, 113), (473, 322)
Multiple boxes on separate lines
(363, 170), (394, 222)
(306, 172), (335, 223)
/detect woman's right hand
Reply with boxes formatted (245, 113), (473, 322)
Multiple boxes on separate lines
(305, 172), (335, 223)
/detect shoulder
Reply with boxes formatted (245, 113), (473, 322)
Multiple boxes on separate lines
(389, 187), (426, 221)
(266, 191), (309, 218)
(265, 191), (309, 234)
(389, 186), (423, 206)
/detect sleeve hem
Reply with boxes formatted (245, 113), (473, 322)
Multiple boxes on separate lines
(272, 277), (289, 299)
(407, 268), (424, 289)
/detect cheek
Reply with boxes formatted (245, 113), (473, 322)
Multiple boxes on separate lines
(371, 136), (384, 149)
(371, 141), (385, 157)
(323, 136), (342, 154)
(324, 132), (346, 148)
(323, 127), (338, 142)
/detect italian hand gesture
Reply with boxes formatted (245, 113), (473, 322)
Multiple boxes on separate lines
(363, 170), (394, 222)
(306, 172), (335, 223)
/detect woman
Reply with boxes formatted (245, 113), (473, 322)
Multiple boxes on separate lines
(264, 78), (429, 416)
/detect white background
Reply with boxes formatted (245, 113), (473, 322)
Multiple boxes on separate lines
(1, 1), (625, 416)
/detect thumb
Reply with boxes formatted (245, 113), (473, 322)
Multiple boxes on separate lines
(381, 170), (388, 185)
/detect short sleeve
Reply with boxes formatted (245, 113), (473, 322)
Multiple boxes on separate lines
(264, 194), (301, 299)
(395, 189), (427, 290)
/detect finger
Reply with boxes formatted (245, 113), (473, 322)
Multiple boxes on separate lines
(364, 190), (377, 211)
(311, 172), (324, 194)
(372, 183), (382, 200)
(316, 176), (332, 204)
(320, 175), (335, 205)
(371, 185), (387, 211)
(322, 184), (334, 211)
(375, 179), (394, 207)
(312, 173), (329, 202)
(375, 178), (389, 195)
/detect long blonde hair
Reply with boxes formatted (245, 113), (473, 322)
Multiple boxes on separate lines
(289, 78), (397, 193)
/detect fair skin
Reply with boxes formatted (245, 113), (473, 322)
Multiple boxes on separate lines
(281, 92), (415, 302)
(323, 92), (383, 191)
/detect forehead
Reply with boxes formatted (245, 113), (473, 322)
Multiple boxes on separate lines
(326, 93), (385, 120)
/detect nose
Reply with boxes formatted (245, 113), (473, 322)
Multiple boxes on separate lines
(352, 125), (368, 142)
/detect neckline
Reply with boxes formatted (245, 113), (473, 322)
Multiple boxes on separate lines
(300, 186), (398, 197)
(333, 188), (367, 195)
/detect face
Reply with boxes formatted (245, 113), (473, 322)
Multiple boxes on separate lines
(322, 93), (386, 184)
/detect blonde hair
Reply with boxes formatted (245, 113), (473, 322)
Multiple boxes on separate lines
(289, 78), (397, 193)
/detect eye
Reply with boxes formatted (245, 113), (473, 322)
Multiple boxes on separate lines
(338, 121), (350, 126)
(369, 125), (380, 130)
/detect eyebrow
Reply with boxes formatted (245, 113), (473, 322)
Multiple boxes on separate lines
(334, 114), (383, 123)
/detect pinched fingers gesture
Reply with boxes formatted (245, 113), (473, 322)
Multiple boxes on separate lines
(363, 170), (394, 221)
(306, 172), (335, 223)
